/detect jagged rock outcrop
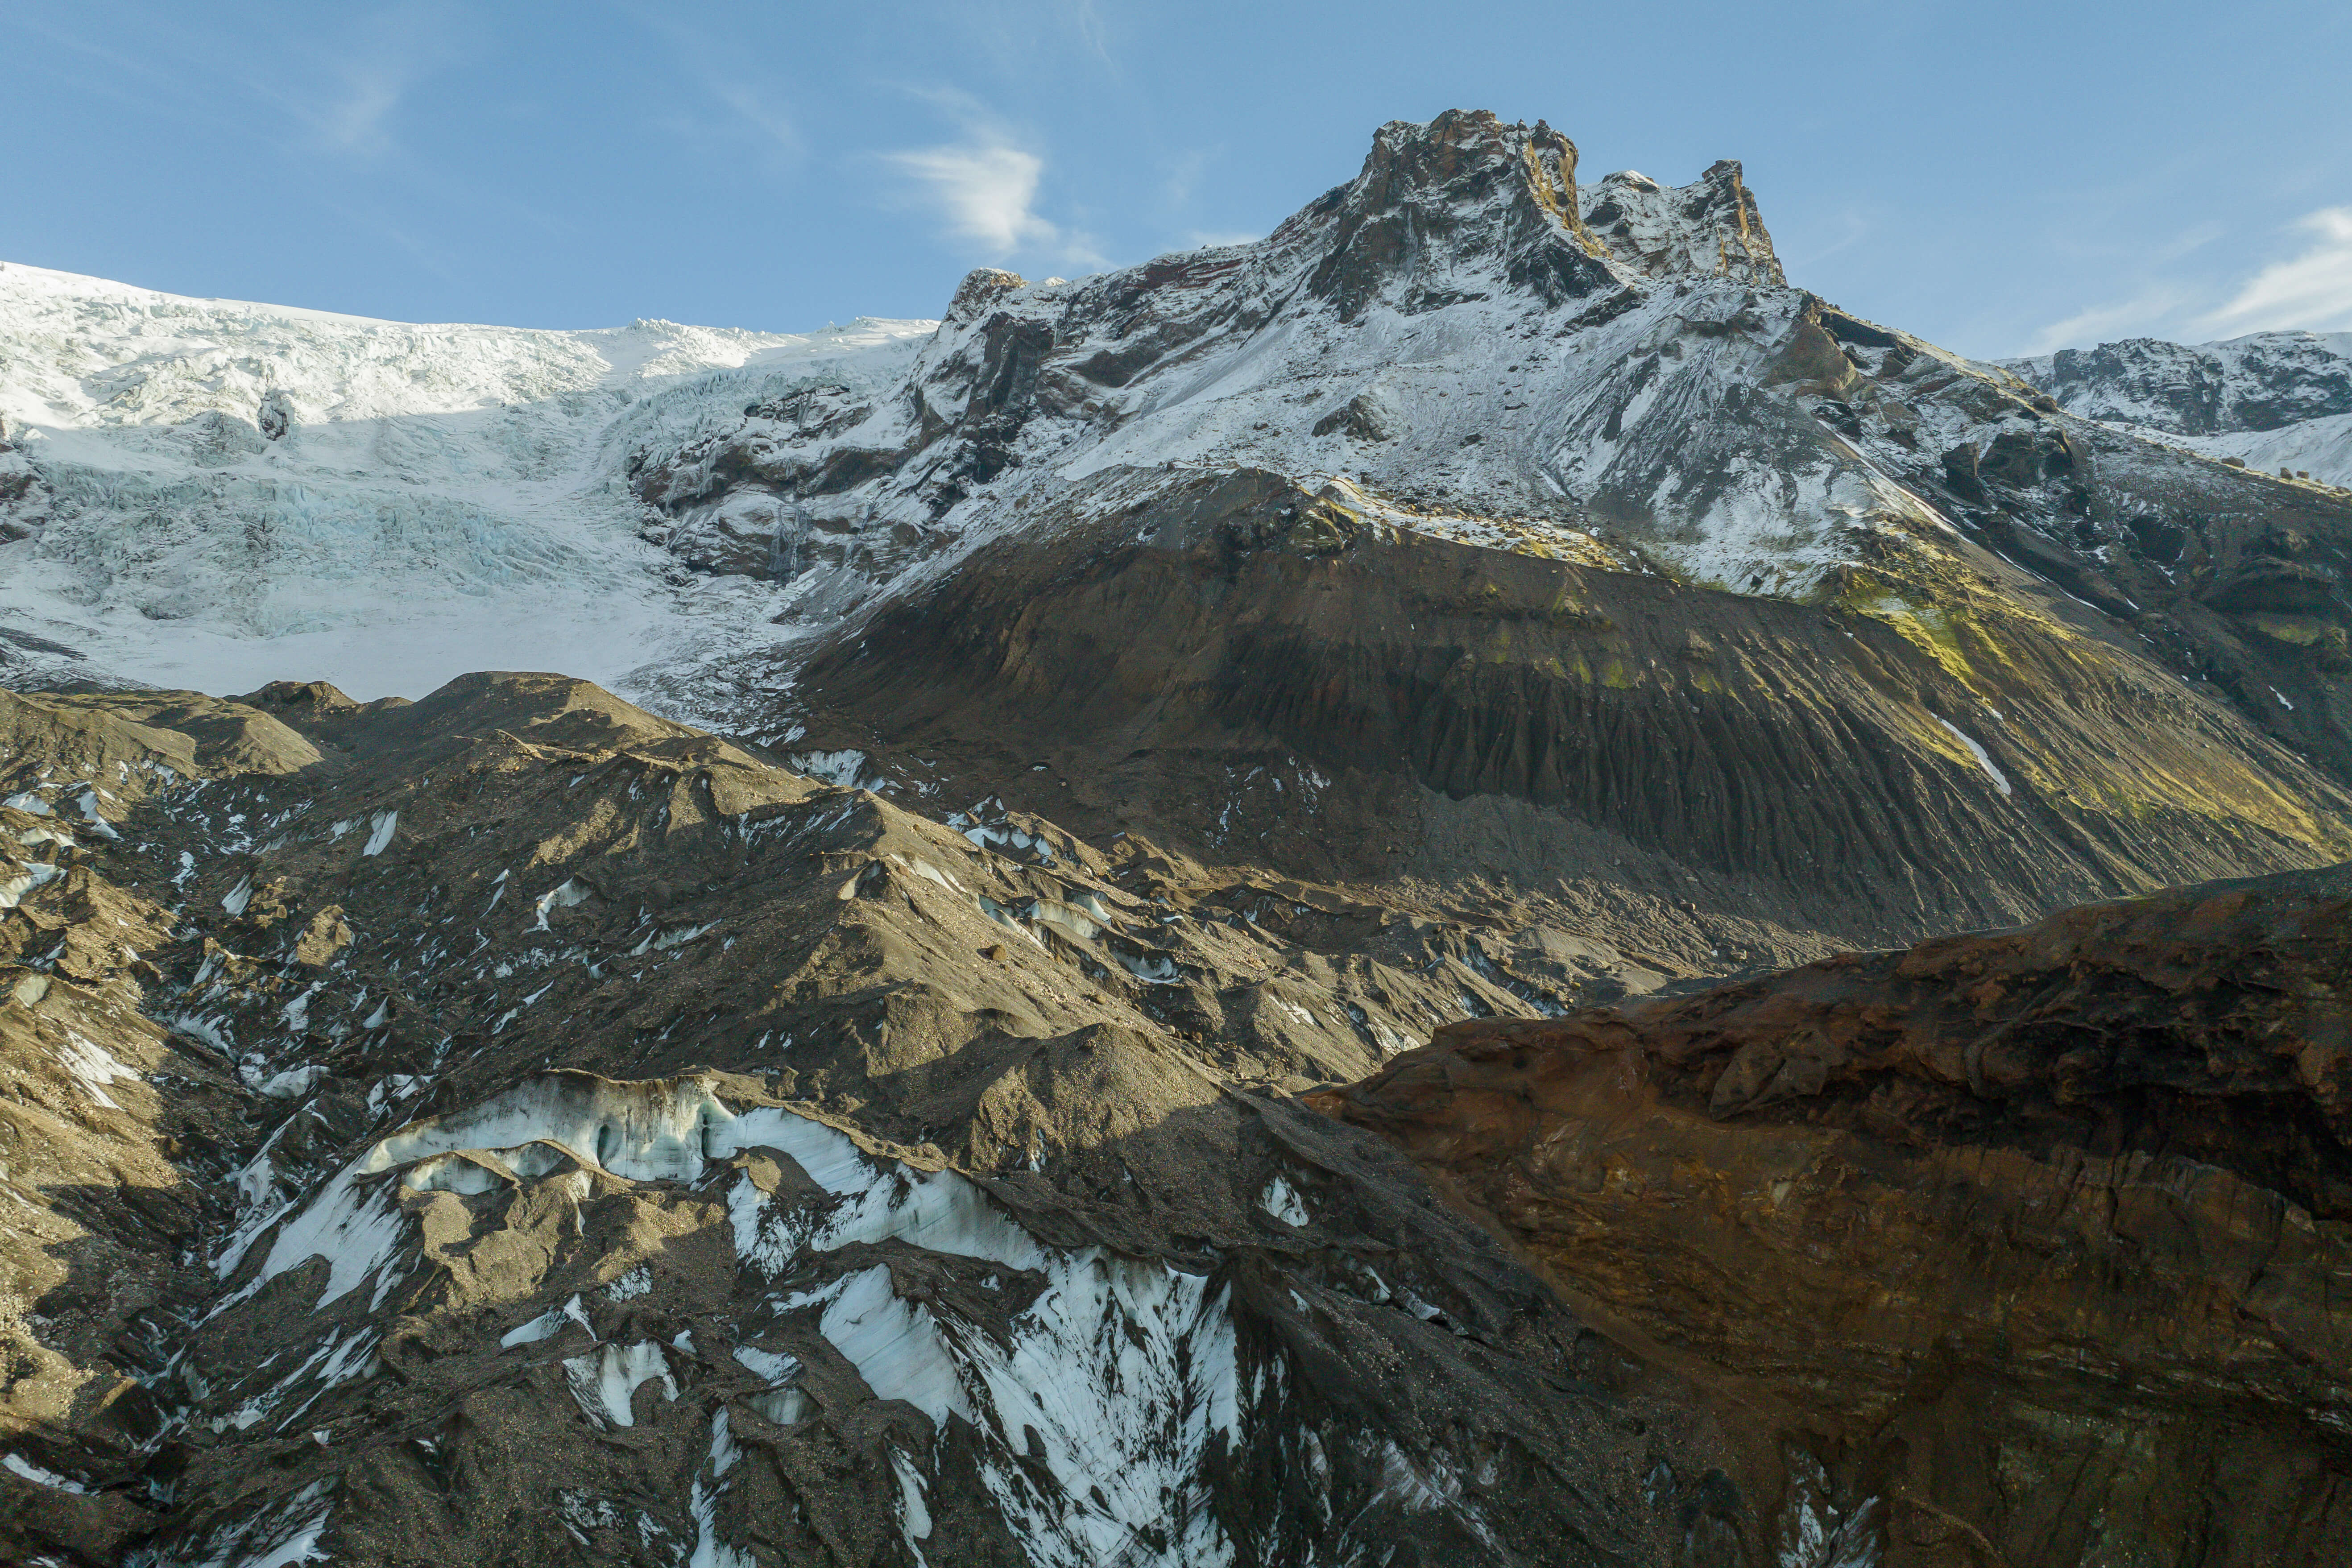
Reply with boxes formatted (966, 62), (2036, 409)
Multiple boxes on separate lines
(1296, 111), (1621, 319)
(1313, 864), (2352, 1566)
(2006, 330), (2352, 492)
(627, 111), (1847, 567)
(2008, 331), (2352, 437)
(1580, 162), (1784, 287)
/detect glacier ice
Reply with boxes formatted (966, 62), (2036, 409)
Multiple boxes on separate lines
(0, 261), (933, 699)
(563, 1340), (678, 1428)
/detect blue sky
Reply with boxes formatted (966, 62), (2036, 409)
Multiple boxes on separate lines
(6, 0), (2349, 358)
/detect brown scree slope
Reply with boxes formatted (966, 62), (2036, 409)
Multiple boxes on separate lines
(1312, 865), (2352, 1566)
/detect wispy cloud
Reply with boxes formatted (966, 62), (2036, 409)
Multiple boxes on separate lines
(2199, 207), (2352, 335)
(313, 68), (407, 155)
(17, 5), (473, 171)
(1161, 148), (1210, 210)
(883, 126), (1103, 268)
(887, 143), (1054, 253)
(704, 79), (802, 161)
(2019, 206), (2352, 354)
(1780, 207), (1873, 270)
(12, 9), (294, 146)
(2152, 220), (2226, 265)
(275, 1), (478, 161)
(1067, 0), (1115, 69)
(2019, 285), (2197, 357)
(618, 4), (801, 165)
(937, 0), (1122, 81)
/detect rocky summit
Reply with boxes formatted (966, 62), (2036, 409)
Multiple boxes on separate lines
(1, 111), (2349, 1568)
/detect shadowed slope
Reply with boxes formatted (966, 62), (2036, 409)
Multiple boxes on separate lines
(1314, 865), (2352, 1566)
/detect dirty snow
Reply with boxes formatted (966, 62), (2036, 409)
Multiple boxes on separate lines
(361, 812), (398, 856)
(1259, 1175), (1311, 1228)
(563, 1340), (678, 1428)
(1934, 716), (2012, 797)
(55, 1030), (139, 1110)
(3, 1452), (85, 1491)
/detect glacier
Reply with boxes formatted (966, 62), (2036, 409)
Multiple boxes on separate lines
(0, 259), (933, 698)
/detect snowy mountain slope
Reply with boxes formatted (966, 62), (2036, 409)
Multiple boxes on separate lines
(8, 116), (2350, 731)
(630, 110), (2345, 678)
(0, 260), (933, 696)
(621, 110), (2352, 936)
(631, 120), (1927, 611)
(2006, 330), (2352, 435)
(2180, 408), (2352, 484)
(9, 113), (2352, 929)
(2006, 330), (2352, 485)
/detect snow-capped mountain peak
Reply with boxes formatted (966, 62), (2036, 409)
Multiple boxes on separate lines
(626, 111), (1949, 617)
(1279, 110), (1784, 320)
(0, 115), (1857, 702)
(1580, 159), (1783, 286)
(2005, 329), (2352, 436)
(7, 108), (2351, 770)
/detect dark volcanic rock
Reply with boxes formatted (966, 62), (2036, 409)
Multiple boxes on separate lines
(1313, 865), (2352, 1566)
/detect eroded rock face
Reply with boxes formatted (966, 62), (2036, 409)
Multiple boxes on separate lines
(1580, 162), (1783, 287)
(780, 464), (2352, 957)
(6, 676), (2349, 1568)
(0, 688), (324, 1563)
(1313, 865), (2352, 1566)
(2002, 327), (2352, 513)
